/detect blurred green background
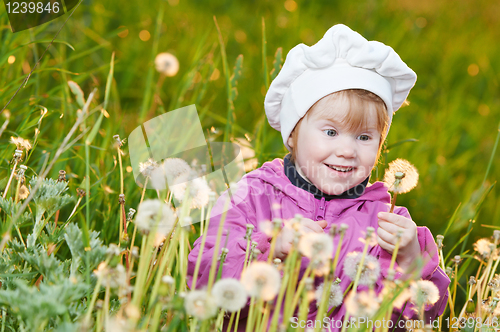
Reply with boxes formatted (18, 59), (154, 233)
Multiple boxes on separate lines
(0, 0), (499, 255)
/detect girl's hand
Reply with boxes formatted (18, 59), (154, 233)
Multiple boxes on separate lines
(376, 212), (421, 272)
(273, 218), (328, 261)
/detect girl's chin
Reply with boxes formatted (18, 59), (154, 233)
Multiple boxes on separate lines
(316, 185), (349, 196)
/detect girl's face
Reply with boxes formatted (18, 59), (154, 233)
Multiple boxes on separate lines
(287, 95), (381, 195)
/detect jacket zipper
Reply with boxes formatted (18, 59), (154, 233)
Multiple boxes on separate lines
(316, 196), (326, 221)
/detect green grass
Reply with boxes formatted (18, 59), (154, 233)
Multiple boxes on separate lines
(0, 0), (499, 329)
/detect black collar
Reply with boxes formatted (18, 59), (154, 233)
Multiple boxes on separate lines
(283, 153), (369, 201)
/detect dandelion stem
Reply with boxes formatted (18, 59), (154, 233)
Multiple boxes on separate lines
(315, 274), (334, 331)
(244, 296), (257, 332)
(297, 284), (311, 325)
(128, 177), (149, 272)
(332, 230), (346, 276)
(353, 235), (371, 292)
(253, 299), (264, 331)
(206, 196), (231, 293)
(267, 227), (280, 264)
(83, 257), (110, 325)
(226, 312), (236, 332)
(242, 235), (252, 273)
(269, 273), (289, 331)
(389, 192), (398, 213)
(233, 310), (241, 332)
(290, 265), (312, 314)
(2, 159), (18, 199)
(215, 309), (225, 331)
(389, 235), (402, 272)
(103, 283), (111, 331)
(340, 234), (372, 332)
(191, 215), (212, 290)
(149, 302), (163, 332)
(283, 246), (301, 323)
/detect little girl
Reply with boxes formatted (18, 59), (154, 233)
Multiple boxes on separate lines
(187, 24), (450, 331)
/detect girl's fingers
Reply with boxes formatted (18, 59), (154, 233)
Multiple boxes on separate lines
(378, 212), (408, 227)
(301, 220), (325, 233)
(377, 227), (396, 245)
(377, 234), (395, 252)
(377, 220), (400, 235)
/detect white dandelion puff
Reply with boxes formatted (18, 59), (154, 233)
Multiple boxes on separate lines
(474, 238), (496, 260)
(212, 278), (248, 312)
(343, 252), (380, 287)
(154, 52), (179, 77)
(105, 315), (132, 332)
(138, 158), (159, 178)
(258, 220), (274, 237)
(315, 282), (343, 308)
(188, 176), (210, 208)
(409, 280), (440, 307)
(93, 263), (127, 289)
(184, 289), (217, 320)
(161, 275), (174, 285)
(10, 136), (32, 151)
(241, 261), (281, 301)
(383, 159), (419, 194)
(160, 158), (210, 208)
(162, 158), (192, 181)
(299, 232), (333, 261)
(134, 199), (176, 236)
(344, 289), (380, 318)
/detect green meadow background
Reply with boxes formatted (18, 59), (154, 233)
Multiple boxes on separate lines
(0, 0), (499, 281)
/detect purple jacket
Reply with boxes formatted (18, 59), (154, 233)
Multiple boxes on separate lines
(187, 157), (450, 331)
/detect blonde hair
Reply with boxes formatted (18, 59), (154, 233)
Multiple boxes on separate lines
(289, 89), (389, 163)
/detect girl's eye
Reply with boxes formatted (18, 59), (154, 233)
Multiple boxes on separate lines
(323, 129), (337, 137)
(358, 134), (370, 141)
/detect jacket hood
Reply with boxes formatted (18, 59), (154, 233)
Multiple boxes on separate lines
(244, 157), (391, 208)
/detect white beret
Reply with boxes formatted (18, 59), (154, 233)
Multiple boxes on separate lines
(264, 24), (417, 152)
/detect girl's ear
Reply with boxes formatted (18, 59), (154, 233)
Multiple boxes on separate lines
(287, 136), (294, 148)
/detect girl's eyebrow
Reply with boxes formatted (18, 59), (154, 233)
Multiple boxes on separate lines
(317, 117), (379, 132)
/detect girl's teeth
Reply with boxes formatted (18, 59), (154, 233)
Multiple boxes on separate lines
(329, 165), (353, 172)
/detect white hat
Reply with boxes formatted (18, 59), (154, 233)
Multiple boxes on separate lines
(264, 24), (417, 152)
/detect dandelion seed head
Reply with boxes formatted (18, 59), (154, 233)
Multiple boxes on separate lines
(162, 158), (210, 209)
(189, 176), (210, 208)
(94, 263), (127, 289)
(162, 158), (191, 182)
(474, 238), (495, 259)
(299, 232), (333, 261)
(10, 136), (32, 151)
(241, 261), (281, 301)
(138, 158), (159, 178)
(184, 289), (217, 320)
(345, 289), (380, 318)
(106, 243), (122, 256)
(212, 278), (248, 312)
(134, 199), (176, 236)
(258, 220), (274, 237)
(343, 252), (380, 287)
(161, 275), (174, 285)
(105, 315), (132, 332)
(315, 282), (343, 308)
(410, 280), (440, 307)
(154, 52), (179, 77)
(383, 158), (419, 194)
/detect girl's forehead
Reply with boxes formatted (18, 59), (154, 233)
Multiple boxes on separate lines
(309, 103), (377, 123)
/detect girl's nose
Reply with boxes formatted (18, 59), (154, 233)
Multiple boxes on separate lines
(334, 138), (356, 158)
